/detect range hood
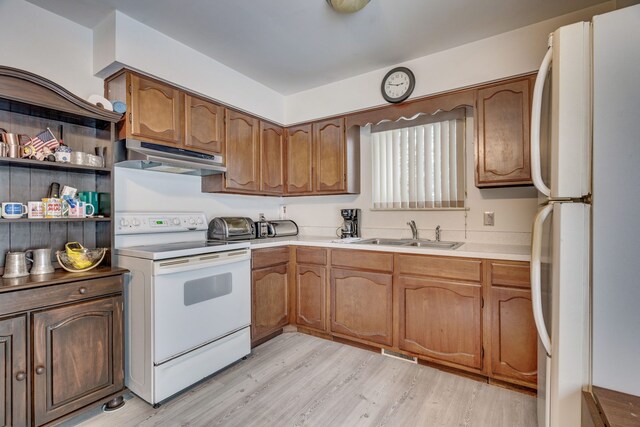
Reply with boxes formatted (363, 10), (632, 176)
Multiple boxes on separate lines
(115, 140), (226, 176)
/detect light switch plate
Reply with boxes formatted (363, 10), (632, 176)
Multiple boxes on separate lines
(484, 212), (495, 226)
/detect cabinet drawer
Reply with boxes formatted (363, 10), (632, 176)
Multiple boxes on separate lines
(296, 247), (327, 266)
(396, 254), (481, 282)
(0, 276), (123, 317)
(252, 247), (290, 270)
(490, 261), (530, 289)
(331, 249), (393, 273)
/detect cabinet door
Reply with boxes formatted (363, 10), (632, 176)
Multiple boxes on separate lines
(286, 124), (314, 195)
(331, 268), (392, 346)
(252, 264), (289, 344)
(490, 287), (537, 386)
(225, 109), (260, 192)
(260, 122), (285, 195)
(314, 118), (346, 193)
(398, 276), (482, 369)
(32, 297), (123, 426)
(0, 316), (27, 427)
(296, 265), (326, 331)
(184, 94), (224, 155)
(129, 74), (183, 146)
(476, 78), (532, 187)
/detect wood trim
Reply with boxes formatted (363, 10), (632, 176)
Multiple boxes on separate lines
(0, 66), (122, 123)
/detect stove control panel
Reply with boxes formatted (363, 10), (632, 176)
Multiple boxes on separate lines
(115, 212), (208, 235)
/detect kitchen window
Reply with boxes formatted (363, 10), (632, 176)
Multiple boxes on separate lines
(371, 110), (466, 210)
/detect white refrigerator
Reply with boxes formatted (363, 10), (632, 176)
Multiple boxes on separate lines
(530, 5), (640, 427)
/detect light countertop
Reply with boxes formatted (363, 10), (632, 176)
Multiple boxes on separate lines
(249, 236), (530, 262)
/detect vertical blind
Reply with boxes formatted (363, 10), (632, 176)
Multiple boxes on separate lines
(371, 112), (465, 209)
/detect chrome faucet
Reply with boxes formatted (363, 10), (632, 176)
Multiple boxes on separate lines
(435, 225), (441, 242)
(407, 220), (419, 240)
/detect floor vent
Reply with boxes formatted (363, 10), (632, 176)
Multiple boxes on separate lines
(381, 349), (418, 364)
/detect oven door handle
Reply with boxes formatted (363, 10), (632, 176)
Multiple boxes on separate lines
(153, 250), (250, 276)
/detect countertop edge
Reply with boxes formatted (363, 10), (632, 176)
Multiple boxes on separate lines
(248, 238), (531, 262)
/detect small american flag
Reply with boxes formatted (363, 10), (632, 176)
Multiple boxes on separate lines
(30, 128), (60, 151)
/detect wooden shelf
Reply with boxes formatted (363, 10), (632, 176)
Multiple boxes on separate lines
(0, 156), (111, 174)
(0, 217), (111, 223)
(0, 266), (127, 293)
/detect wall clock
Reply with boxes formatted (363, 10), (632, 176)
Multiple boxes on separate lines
(381, 67), (415, 103)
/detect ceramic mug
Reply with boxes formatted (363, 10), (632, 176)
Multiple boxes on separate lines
(68, 201), (95, 218)
(27, 201), (45, 219)
(78, 191), (98, 215)
(42, 198), (62, 218)
(1, 202), (27, 219)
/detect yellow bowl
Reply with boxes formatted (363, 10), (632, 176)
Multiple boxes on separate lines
(56, 248), (107, 272)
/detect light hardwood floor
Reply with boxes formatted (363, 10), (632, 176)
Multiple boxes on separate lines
(68, 332), (537, 427)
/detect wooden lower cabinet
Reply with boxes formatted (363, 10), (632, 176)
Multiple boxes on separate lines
(296, 265), (326, 331)
(32, 296), (124, 426)
(398, 276), (483, 369)
(0, 316), (27, 427)
(330, 268), (393, 346)
(489, 286), (537, 387)
(252, 264), (289, 344)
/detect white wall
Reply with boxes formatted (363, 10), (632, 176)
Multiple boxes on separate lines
(93, 11), (286, 124)
(114, 168), (281, 222)
(283, 2), (614, 244)
(0, 0), (103, 100)
(286, 120), (538, 244)
(285, 2), (615, 124)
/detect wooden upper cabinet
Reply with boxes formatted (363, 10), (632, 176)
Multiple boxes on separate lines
(184, 94), (224, 155)
(314, 118), (346, 193)
(260, 122), (285, 195)
(129, 74), (183, 146)
(224, 109), (260, 192)
(0, 316), (27, 427)
(286, 124), (314, 195)
(331, 268), (393, 346)
(32, 297), (123, 426)
(398, 276), (482, 369)
(476, 76), (533, 187)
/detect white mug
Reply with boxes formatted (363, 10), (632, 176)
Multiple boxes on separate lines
(68, 201), (95, 218)
(27, 201), (44, 219)
(1, 202), (27, 219)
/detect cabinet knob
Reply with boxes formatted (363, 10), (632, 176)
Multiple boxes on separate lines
(79, 287), (87, 295)
(15, 371), (26, 381)
(35, 366), (45, 375)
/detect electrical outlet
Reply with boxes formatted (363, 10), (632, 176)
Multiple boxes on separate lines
(484, 212), (495, 226)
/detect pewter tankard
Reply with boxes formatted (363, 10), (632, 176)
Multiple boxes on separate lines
(2, 252), (30, 278)
(27, 248), (54, 275)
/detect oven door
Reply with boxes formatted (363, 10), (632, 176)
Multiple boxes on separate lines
(152, 249), (251, 364)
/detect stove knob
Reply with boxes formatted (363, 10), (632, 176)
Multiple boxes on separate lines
(120, 218), (129, 227)
(132, 219), (141, 227)
(189, 218), (195, 225)
(172, 218), (181, 226)
(197, 217), (204, 225)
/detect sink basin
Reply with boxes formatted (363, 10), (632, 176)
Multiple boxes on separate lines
(351, 238), (462, 250)
(352, 238), (408, 246)
(402, 240), (463, 250)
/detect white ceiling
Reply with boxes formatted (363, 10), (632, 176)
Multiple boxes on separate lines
(27, 0), (604, 94)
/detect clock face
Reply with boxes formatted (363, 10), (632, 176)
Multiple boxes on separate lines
(381, 67), (415, 103)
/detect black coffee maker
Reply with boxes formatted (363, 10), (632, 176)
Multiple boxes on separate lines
(340, 209), (361, 238)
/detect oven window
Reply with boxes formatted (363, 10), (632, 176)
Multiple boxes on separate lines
(184, 273), (232, 306)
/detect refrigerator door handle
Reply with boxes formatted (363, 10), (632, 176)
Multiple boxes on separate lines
(531, 47), (553, 197)
(531, 203), (553, 357)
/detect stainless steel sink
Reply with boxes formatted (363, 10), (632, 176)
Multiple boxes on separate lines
(351, 238), (462, 250)
(352, 238), (409, 246)
(402, 240), (463, 250)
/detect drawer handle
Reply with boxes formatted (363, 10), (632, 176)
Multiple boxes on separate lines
(79, 287), (87, 295)
(15, 371), (26, 381)
(35, 366), (45, 375)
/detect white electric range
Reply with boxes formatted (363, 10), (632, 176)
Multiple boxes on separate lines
(114, 212), (251, 406)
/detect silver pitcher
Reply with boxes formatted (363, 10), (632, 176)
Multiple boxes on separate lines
(27, 248), (54, 275)
(2, 252), (30, 279)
